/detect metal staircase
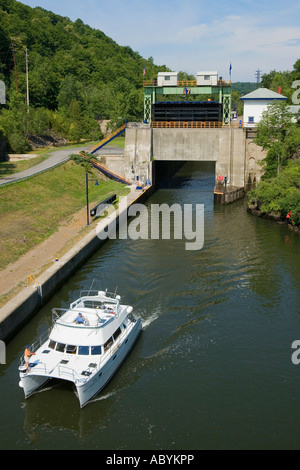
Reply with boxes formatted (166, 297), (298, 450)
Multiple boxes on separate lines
(90, 124), (126, 154)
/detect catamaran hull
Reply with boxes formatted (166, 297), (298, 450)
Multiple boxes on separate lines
(19, 318), (142, 407)
(19, 372), (50, 398)
(76, 318), (142, 407)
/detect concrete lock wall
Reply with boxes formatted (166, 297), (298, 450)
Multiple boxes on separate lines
(124, 126), (152, 184)
(153, 128), (220, 162)
(124, 127), (266, 189)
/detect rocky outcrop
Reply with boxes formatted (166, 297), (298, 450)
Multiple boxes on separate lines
(27, 132), (67, 149)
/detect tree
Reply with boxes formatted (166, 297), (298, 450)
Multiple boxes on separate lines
(261, 62), (300, 103)
(254, 101), (300, 178)
(249, 160), (300, 225)
(231, 90), (243, 116)
(0, 0), (168, 146)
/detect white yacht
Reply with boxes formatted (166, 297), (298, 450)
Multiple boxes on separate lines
(18, 289), (142, 407)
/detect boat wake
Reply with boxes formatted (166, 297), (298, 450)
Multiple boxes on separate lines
(141, 310), (160, 330)
(88, 390), (117, 404)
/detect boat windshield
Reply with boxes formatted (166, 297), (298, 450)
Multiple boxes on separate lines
(48, 341), (102, 356)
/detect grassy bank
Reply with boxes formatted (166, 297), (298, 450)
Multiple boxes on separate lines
(0, 159), (130, 270)
(0, 155), (49, 177)
(106, 136), (125, 149)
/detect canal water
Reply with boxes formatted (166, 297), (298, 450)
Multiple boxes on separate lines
(1, 162), (300, 450)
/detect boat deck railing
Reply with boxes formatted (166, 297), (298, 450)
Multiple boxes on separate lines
(51, 305), (120, 327)
(20, 320), (139, 384)
(19, 327), (51, 367)
(79, 289), (120, 299)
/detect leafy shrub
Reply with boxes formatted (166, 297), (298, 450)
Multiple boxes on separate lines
(249, 160), (300, 225)
(70, 152), (94, 171)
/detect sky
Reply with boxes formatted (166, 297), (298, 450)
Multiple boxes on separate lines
(19, 0), (300, 82)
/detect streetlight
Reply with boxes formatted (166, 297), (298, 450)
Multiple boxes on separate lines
(86, 172), (99, 226)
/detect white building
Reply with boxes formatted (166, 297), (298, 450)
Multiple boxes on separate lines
(197, 71), (218, 86)
(157, 72), (178, 87)
(240, 87), (287, 127)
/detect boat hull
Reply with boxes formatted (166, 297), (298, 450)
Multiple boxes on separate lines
(19, 318), (142, 407)
(76, 318), (142, 407)
(19, 369), (50, 398)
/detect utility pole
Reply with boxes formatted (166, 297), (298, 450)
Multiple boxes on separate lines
(11, 40), (18, 94)
(26, 48), (29, 112)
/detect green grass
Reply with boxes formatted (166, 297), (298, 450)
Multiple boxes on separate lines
(0, 155), (49, 177)
(106, 136), (125, 149)
(87, 135), (125, 149)
(0, 160), (130, 269)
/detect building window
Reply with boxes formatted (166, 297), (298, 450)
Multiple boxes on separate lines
(165, 76), (170, 81)
(204, 75), (210, 80)
(248, 116), (254, 123)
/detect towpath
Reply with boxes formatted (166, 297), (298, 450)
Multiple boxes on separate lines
(0, 145), (123, 186)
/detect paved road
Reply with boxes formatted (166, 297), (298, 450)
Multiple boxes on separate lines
(0, 145), (124, 186)
(96, 147), (124, 156)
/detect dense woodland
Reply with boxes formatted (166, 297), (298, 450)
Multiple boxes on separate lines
(0, 0), (299, 161)
(0, 0), (168, 152)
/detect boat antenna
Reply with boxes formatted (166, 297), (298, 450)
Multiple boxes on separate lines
(88, 279), (95, 296)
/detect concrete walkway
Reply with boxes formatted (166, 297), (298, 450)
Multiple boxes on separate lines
(96, 147), (124, 156)
(0, 145), (124, 186)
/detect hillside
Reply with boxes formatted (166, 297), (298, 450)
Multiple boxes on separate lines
(231, 82), (257, 95)
(1, 1), (298, 155)
(0, 0), (168, 152)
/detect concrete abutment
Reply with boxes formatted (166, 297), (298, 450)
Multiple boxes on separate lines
(124, 126), (266, 198)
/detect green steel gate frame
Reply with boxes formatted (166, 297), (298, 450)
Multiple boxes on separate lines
(144, 83), (231, 125)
